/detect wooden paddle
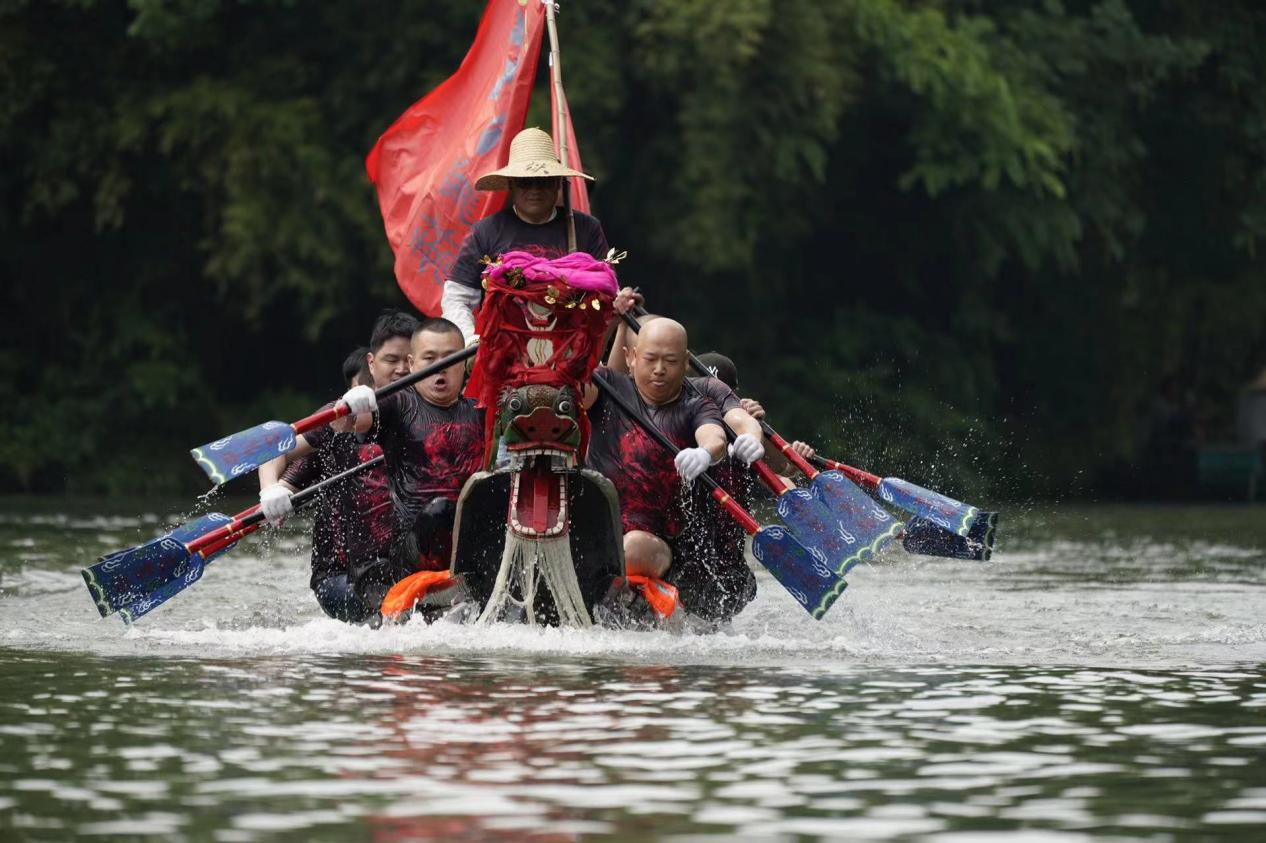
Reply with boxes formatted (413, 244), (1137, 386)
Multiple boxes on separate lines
(83, 455), (384, 623)
(190, 344), (476, 486)
(591, 372), (847, 619)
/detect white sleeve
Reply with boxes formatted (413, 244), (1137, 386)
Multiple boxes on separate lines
(441, 280), (482, 344)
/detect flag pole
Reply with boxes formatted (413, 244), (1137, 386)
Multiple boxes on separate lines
(544, 0), (577, 252)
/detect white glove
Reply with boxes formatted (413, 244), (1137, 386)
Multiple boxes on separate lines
(259, 484), (294, 527)
(727, 433), (765, 465)
(674, 447), (713, 483)
(341, 384), (377, 415)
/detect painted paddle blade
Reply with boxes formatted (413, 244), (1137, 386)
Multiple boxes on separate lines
(774, 487), (874, 576)
(751, 525), (848, 620)
(902, 512), (998, 561)
(117, 555), (208, 625)
(874, 476), (988, 540)
(808, 471), (904, 575)
(82, 514), (238, 617)
(190, 420), (295, 486)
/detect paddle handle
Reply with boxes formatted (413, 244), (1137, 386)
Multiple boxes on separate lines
(808, 455), (881, 491)
(592, 372), (761, 536)
(291, 344), (480, 439)
(185, 454), (386, 555)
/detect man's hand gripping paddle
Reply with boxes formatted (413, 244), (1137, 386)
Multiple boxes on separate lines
(591, 372), (846, 619)
(618, 312), (901, 577)
(83, 455), (385, 623)
(190, 344), (478, 485)
(808, 455), (998, 561)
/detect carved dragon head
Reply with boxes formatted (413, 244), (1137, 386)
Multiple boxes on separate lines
(496, 383), (581, 470)
(491, 383), (582, 539)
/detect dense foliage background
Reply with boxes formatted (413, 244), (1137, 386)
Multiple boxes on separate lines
(3, 0), (1265, 499)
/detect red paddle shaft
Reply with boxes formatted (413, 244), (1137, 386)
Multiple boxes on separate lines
(288, 344), (479, 440)
(198, 522), (261, 557)
(808, 454), (881, 491)
(184, 455), (386, 555)
(591, 373), (760, 535)
(760, 423), (884, 492)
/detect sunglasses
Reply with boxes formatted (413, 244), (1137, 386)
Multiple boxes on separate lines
(513, 177), (562, 190)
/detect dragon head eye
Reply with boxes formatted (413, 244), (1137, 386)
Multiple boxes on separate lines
(554, 389), (574, 417)
(507, 395), (525, 413)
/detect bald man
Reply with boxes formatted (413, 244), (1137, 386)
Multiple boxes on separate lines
(605, 316), (764, 620)
(608, 314), (766, 449)
(583, 319), (762, 578)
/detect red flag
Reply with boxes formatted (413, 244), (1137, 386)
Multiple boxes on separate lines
(366, 0), (545, 315)
(550, 78), (590, 213)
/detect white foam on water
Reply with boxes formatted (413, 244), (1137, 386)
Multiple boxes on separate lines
(2, 510), (1265, 669)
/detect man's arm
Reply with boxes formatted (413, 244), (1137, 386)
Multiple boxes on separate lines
(441, 281), (482, 345)
(606, 319), (632, 372)
(723, 406), (761, 439)
(736, 395), (794, 473)
(257, 434), (314, 489)
(694, 422), (727, 463)
(603, 288), (645, 372)
(279, 453), (320, 494)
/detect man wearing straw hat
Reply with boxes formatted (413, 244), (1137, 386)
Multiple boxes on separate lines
(441, 127), (611, 344)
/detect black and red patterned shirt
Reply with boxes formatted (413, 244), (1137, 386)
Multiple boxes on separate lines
(284, 419), (391, 588)
(586, 367), (723, 537)
(374, 388), (485, 534)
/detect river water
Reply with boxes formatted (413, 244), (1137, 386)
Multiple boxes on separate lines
(1, 497), (1264, 840)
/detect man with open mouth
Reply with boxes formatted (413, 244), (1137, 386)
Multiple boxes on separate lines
(258, 317), (486, 615)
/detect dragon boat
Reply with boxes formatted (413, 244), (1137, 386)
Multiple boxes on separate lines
(84, 252), (996, 628)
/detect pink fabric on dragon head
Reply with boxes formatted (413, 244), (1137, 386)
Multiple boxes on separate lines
(489, 250), (619, 296)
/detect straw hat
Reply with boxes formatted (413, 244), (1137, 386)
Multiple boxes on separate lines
(475, 127), (594, 192)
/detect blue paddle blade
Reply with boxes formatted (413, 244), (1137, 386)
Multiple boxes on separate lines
(808, 471), (904, 575)
(751, 525), (848, 620)
(875, 476), (987, 539)
(902, 511), (999, 561)
(82, 514), (237, 617)
(774, 487), (869, 572)
(117, 555), (208, 625)
(190, 420), (295, 486)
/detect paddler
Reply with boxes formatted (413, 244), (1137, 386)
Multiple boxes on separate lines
(256, 308), (415, 617)
(328, 317), (485, 609)
(257, 310), (418, 620)
(609, 317), (767, 450)
(583, 318), (765, 580)
(258, 348), (391, 623)
(604, 324), (765, 620)
(441, 127), (610, 345)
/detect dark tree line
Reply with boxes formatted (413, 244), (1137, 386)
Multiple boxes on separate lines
(2, 0), (1264, 498)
